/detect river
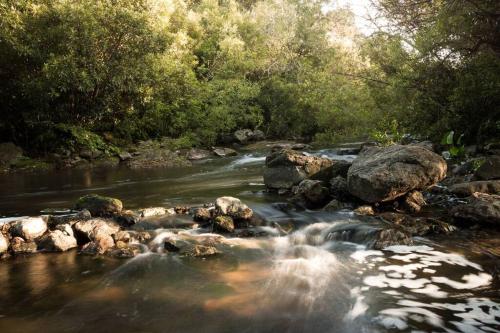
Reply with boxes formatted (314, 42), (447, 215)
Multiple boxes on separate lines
(0, 143), (498, 333)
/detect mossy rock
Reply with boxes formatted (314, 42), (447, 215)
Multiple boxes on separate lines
(213, 216), (235, 233)
(74, 194), (123, 217)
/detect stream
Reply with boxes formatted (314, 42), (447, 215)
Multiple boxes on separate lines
(0, 143), (499, 333)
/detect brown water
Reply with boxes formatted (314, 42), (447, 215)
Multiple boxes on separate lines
(0, 145), (499, 333)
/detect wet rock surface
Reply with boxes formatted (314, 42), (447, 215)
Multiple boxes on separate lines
(10, 217), (47, 241)
(347, 145), (447, 203)
(450, 192), (500, 226)
(264, 149), (334, 190)
(449, 180), (500, 197)
(74, 194), (123, 217)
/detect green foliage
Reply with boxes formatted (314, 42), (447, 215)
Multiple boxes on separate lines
(365, 0), (500, 144)
(441, 131), (465, 158)
(1, 0), (496, 155)
(371, 120), (404, 146)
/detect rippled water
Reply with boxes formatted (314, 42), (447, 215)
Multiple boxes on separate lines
(0, 144), (498, 333)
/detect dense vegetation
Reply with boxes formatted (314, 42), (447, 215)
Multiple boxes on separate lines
(0, 0), (498, 155)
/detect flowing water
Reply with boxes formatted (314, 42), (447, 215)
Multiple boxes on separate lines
(0, 143), (499, 333)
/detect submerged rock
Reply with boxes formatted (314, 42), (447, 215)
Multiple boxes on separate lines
(449, 180), (500, 197)
(347, 145), (447, 203)
(378, 212), (456, 236)
(74, 194), (123, 217)
(264, 149), (333, 190)
(181, 244), (218, 257)
(371, 228), (413, 250)
(326, 223), (412, 250)
(450, 192), (500, 226)
(10, 217), (47, 241)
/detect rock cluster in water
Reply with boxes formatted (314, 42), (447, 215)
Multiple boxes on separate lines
(262, 142), (500, 247)
(0, 194), (264, 259)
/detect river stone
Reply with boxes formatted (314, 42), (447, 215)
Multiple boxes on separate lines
(450, 192), (500, 226)
(264, 149), (334, 190)
(38, 230), (77, 252)
(234, 129), (254, 144)
(371, 228), (413, 250)
(474, 156), (500, 180)
(74, 194), (123, 216)
(212, 147), (238, 157)
(378, 213), (456, 236)
(329, 176), (352, 200)
(354, 205), (375, 216)
(326, 223), (412, 249)
(213, 216), (235, 233)
(180, 244), (219, 257)
(118, 152), (132, 161)
(294, 179), (330, 206)
(186, 148), (211, 161)
(215, 197), (253, 220)
(347, 145), (447, 203)
(449, 180), (500, 197)
(10, 217), (47, 241)
(48, 209), (92, 226)
(10, 237), (37, 254)
(401, 190), (426, 213)
(323, 199), (353, 212)
(0, 234), (8, 254)
(193, 207), (212, 222)
(81, 233), (115, 255)
(139, 207), (167, 218)
(73, 218), (121, 243)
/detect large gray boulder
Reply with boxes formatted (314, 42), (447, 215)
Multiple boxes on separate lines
(264, 149), (334, 190)
(74, 194), (123, 216)
(347, 145), (447, 203)
(10, 217), (47, 240)
(450, 192), (500, 226)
